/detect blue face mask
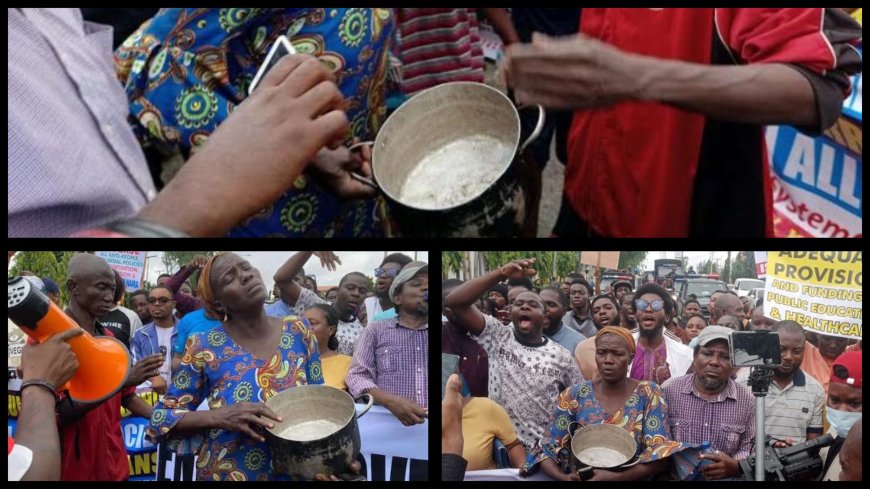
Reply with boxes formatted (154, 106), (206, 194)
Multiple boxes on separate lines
(826, 406), (862, 436)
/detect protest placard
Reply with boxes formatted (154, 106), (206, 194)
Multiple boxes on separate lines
(764, 252), (862, 339)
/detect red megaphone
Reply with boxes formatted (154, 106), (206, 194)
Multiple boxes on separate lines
(8, 276), (131, 403)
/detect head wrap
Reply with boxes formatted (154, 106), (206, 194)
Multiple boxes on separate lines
(595, 326), (636, 357)
(198, 253), (227, 320)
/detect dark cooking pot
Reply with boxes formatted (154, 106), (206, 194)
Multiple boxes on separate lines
(264, 384), (373, 480)
(568, 422), (641, 478)
(350, 82), (544, 238)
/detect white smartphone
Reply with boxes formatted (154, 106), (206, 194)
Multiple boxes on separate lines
(249, 35), (297, 96)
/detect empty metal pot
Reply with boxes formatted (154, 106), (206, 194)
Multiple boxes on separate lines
(569, 422), (641, 475)
(352, 82), (543, 237)
(264, 384), (373, 480)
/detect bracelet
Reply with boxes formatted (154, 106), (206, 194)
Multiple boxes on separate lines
(72, 219), (190, 238)
(107, 218), (191, 238)
(20, 379), (61, 404)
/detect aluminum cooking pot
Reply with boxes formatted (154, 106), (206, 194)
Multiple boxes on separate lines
(568, 422), (641, 475)
(350, 82), (543, 237)
(264, 384), (373, 480)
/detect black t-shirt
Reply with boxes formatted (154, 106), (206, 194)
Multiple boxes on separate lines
(100, 308), (132, 348)
(511, 8), (581, 42)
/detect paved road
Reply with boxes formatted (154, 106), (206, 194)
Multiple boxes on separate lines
(485, 61), (564, 237)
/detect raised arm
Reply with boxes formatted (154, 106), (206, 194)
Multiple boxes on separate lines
(445, 258), (537, 335)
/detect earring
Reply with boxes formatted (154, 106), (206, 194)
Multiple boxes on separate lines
(224, 311), (228, 322)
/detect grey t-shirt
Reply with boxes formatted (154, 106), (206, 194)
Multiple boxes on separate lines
(562, 310), (596, 338)
(546, 322), (586, 357)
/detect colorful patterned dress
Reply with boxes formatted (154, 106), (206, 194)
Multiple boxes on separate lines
(115, 8), (397, 237)
(524, 380), (689, 478)
(146, 316), (323, 481)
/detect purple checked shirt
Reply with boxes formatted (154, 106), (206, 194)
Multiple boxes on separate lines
(8, 9), (156, 237)
(346, 317), (428, 408)
(662, 373), (757, 460)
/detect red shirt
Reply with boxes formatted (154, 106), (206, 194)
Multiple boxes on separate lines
(56, 324), (134, 481)
(565, 8), (860, 237)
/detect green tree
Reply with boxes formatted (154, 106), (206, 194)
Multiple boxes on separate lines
(9, 251), (78, 306)
(480, 252), (581, 287)
(730, 251), (757, 281)
(697, 259), (720, 274)
(442, 251), (466, 279)
(618, 252), (648, 271)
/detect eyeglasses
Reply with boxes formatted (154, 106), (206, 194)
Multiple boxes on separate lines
(147, 297), (172, 305)
(374, 268), (400, 278)
(635, 299), (664, 312)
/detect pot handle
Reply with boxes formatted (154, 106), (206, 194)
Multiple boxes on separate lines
(516, 105), (546, 153)
(354, 393), (375, 419)
(347, 142), (379, 191)
(568, 420), (584, 437)
(620, 456), (643, 469)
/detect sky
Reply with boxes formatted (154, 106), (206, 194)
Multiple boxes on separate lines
(143, 251), (428, 291)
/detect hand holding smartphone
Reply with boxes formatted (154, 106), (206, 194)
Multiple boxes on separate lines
(441, 353), (460, 401)
(249, 35), (297, 96)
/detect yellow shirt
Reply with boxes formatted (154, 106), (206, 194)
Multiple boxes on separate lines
(461, 397), (520, 471)
(852, 8), (861, 24)
(322, 354), (352, 391)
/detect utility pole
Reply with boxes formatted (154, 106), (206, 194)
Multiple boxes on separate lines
(552, 251), (557, 283)
(724, 251), (732, 283)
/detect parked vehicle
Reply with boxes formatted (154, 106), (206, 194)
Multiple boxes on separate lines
(733, 278), (765, 297)
(677, 278), (728, 320)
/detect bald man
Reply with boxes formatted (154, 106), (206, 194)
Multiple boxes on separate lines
(712, 293), (744, 325)
(52, 253), (163, 480)
(716, 315), (743, 331)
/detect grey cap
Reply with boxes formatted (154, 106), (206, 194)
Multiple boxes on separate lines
(695, 325), (733, 347)
(389, 261), (428, 304)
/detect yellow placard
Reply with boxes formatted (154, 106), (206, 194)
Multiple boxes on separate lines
(121, 390), (160, 417)
(764, 252), (862, 339)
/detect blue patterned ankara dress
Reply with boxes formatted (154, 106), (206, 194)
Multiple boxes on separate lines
(146, 316), (324, 480)
(115, 8), (397, 237)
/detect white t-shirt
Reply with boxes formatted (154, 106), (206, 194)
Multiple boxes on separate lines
(363, 296), (384, 325)
(474, 314), (584, 448)
(155, 326), (173, 386)
(295, 287), (362, 356)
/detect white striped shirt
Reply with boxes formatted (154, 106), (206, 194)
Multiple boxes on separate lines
(734, 368), (825, 443)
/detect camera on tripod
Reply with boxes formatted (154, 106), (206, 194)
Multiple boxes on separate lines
(729, 330), (784, 481)
(739, 434), (835, 481)
(731, 330), (781, 369)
